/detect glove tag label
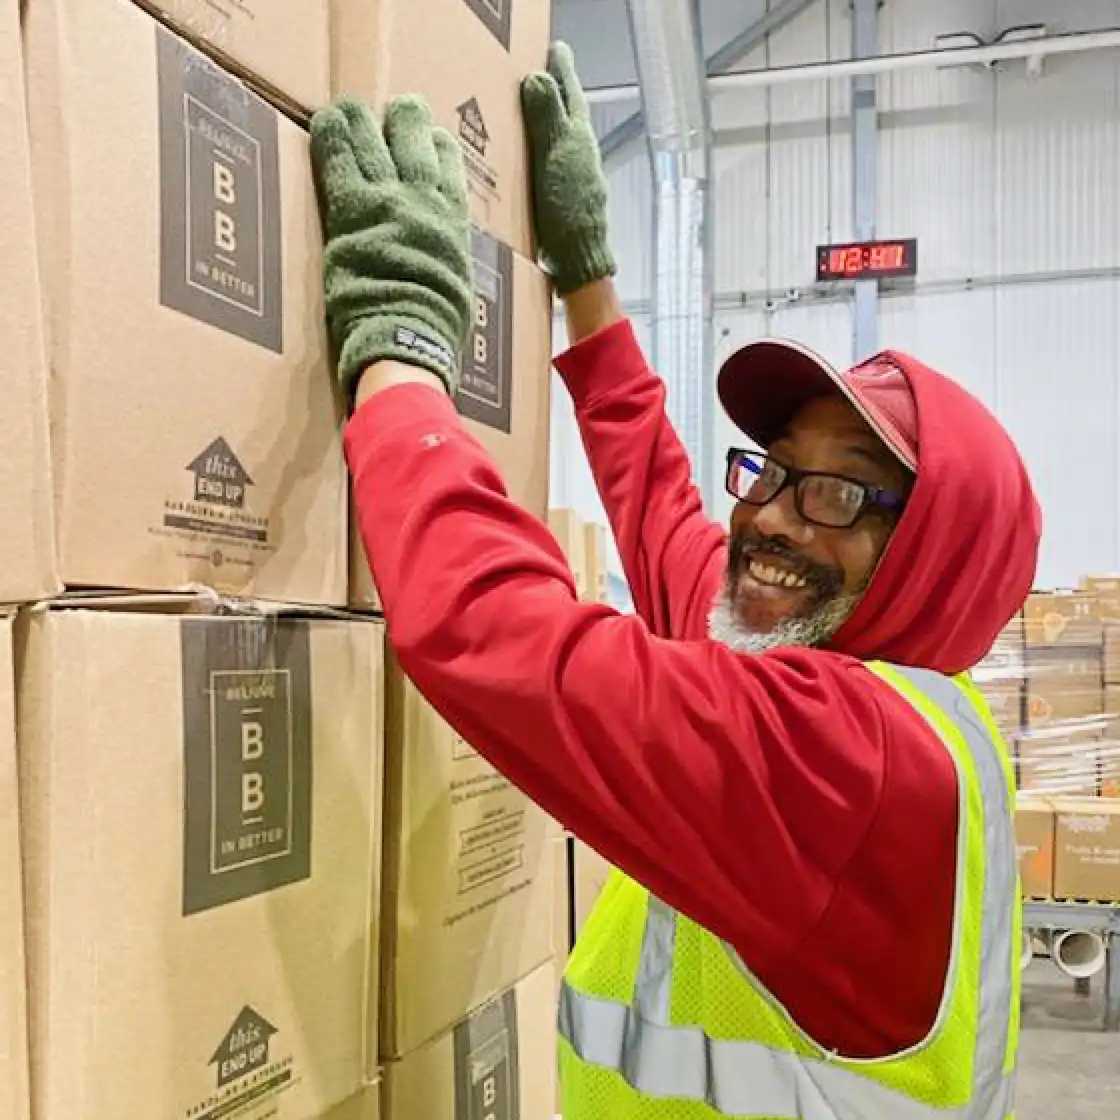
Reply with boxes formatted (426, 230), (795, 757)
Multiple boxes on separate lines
(394, 326), (455, 375)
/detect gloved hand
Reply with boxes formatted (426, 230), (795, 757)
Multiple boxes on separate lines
(310, 96), (472, 397)
(521, 42), (616, 295)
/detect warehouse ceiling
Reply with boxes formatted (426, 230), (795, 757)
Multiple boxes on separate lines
(551, 0), (777, 90)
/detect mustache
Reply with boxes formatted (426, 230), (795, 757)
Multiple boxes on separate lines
(728, 531), (844, 598)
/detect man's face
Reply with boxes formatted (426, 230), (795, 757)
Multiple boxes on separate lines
(722, 394), (909, 645)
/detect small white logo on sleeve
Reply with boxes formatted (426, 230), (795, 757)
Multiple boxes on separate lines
(394, 326), (454, 373)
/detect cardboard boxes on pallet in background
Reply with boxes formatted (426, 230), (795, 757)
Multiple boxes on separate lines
(380, 962), (556, 1120)
(350, 241), (552, 610)
(16, 598), (385, 1120)
(0, 616), (30, 1120)
(1, 0), (57, 606)
(24, 0), (348, 606)
(1052, 799), (1120, 902)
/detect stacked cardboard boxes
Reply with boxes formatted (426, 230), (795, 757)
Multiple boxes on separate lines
(1014, 798), (1056, 899)
(17, 598), (386, 1119)
(1051, 799), (1120, 902)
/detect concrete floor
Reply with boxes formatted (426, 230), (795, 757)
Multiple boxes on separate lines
(1018, 959), (1120, 1118)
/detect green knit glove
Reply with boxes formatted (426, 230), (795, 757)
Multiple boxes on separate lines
(521, 42), (616, 295)
(310, 96), (472, 396)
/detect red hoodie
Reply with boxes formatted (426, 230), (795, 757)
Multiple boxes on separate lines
(345, 318), (1040, 1059)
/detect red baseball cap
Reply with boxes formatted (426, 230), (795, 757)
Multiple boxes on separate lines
(717, 339), (920, 473)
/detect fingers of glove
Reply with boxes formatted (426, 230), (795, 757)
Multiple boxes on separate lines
(548, 41), (589, 121)
(520, 71), (569, 150)
(432, 128), (469, 211)
(310, 105), (364, 200)
(384, 95), (441, 185)
(336, 98), (397, 182)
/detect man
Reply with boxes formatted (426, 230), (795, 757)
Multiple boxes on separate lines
(312, 42), (1040, 1120)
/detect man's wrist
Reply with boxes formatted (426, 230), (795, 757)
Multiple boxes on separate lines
(562, 276), (624, 345)
(355, 360), (449, 408)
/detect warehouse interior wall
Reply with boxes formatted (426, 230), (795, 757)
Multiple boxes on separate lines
(550, 0), (1120, 592)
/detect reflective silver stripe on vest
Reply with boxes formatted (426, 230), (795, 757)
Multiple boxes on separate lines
(559, 666), (1017, 1120)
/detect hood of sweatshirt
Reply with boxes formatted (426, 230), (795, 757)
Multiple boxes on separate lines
(824, 350), (1041, 674)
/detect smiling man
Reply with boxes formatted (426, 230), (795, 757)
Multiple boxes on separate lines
(314, 42), (1042, 1120)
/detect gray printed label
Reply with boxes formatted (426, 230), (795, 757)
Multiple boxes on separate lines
(453, 991), (520, 1120)
(456, 229), (513, 433)
(157, 25), (283, 352)
(462, 0), (512, 49)
(181, 617), (311, 915)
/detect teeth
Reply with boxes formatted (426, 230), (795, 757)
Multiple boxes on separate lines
(748, 559), (807, 590)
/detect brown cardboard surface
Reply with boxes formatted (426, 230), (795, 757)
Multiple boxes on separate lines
(583, 522), (608, 604)
(573, 839), (612, 939)
(16, 601), (384, 1119)
(380, 662), (553, 1059)
(25, 0), (347, 606)
(1052, 798), (1120, 902)
(381, 962), (556, 1120)
(1016, 728), (1103, 797)
(1081, 574), (1120, 622)
(0, 0), (58, 604)
(330, 0), (549, 258)
(350, 246), (551, 610)
(1023, 646), (1103, 729)
(0, 616), (29, 1120)
(548, 509), (588, 601)
(131, 0), (329, 113)
(1023, 591), (1103, 646)
(1014, 800), (1055, 899)
(1105, 624), (1120, 684)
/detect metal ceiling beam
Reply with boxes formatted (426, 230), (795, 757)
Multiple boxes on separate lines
(599, 0), (821, 169)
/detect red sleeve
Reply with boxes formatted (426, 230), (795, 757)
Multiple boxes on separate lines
(344, 384), (946, 1000)
(553, 320), (725, 640)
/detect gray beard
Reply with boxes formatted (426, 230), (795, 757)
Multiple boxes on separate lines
(707, 582), (861, 654)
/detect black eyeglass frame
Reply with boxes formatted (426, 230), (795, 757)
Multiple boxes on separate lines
(724, 447), (906, 529)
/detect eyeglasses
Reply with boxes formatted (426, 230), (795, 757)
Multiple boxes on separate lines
(725, 448), (906, 529)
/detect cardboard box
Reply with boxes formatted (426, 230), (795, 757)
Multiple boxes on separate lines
(548, 509), (588, 601)
(583, 522), (609, 604)
(1014, 799), (1055, 899)
(381, 962), (556, 1120)
(25, 0), (347, 606)
(573, 839), (612, 941)
(551, 832), (572, 958)
(1023, 645), (1103, 729)
(1023, 591), (1102, 647)
(331, 0), (549, 259)
(380, 663), (553, 1058)
(1105, 624), (1120, 684)
(1016, 728), (1103, 797)
(1081, 574), (1120, 621)
(131, 0), (328, 114)
(0, 615), (29, 1120)
(16, 597), (385, 1119)
(0, 0), (58, 604)
(1052, 798), (1120, 902)
(350, 241), (551, 610)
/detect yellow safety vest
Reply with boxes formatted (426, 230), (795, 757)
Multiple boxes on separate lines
(558, 663), (1021, 1120)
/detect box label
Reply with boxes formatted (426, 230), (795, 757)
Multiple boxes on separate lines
(181, 617), (312, 915)
(456, 230), (513, 434)
(462, 0), (512, 50)
(456, 97), (505, 225)
(157, 25), (283, 352)
(453, 991), (519, 1120)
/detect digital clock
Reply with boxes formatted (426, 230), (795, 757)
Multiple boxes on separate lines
(816, 238), (918, 282)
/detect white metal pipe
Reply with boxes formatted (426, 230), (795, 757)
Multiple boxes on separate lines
(1051, 930), (1108, 980)
(585, 28), (1120, 104)
(1020, 930), (1034, 971)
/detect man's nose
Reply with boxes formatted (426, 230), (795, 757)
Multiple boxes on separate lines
(751, 485), (815, 545)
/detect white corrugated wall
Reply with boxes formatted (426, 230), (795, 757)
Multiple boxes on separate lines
(550, 0), (1120, 590)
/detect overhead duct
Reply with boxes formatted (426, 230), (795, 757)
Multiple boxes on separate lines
(625, 0), (716, 509)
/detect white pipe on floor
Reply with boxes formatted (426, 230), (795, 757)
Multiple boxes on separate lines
(1051, 930), (1108, 980)
(1021, 930), (1034, 971)
(584, 28), (1120, 104)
